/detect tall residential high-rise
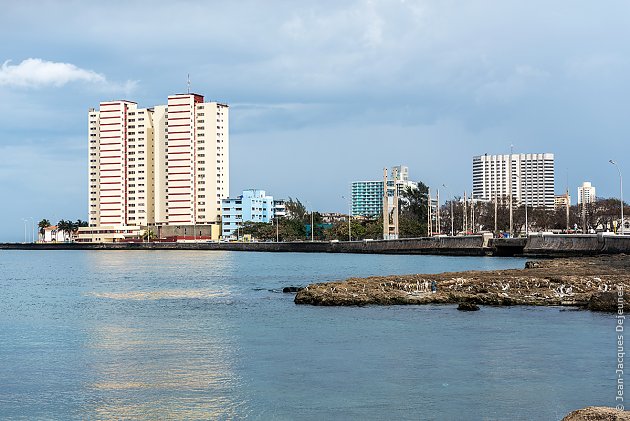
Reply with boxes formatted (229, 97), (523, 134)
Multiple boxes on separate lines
(472, 153), (555, 208)
(352, 166), (417, 217)
(83, 93), (228, 242)
(577, 182), (596, 205)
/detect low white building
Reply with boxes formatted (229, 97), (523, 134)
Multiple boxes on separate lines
(221, 189), (276, 238)
(39, 226), (66, 242)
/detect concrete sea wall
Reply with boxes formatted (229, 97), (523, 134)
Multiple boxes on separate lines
(2, 233), (630, 256)
(523, 233), (630, 256)
(0, 235), (489, 255)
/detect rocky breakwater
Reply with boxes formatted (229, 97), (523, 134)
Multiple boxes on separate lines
(294, 255), (630, 310)
(562, 406), (630, 420)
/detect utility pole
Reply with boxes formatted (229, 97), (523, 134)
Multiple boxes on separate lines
(436, 189), (441, 234)
(610, 160), (624, 235)
(463, 191), (467, 234)
(565, 188), (570, 232)
(427, 187), (433, 237)
(471, 200), (475, 234)
(494, 192), (498, 235)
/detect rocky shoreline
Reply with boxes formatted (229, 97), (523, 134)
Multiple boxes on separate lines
(294, 255), (630, 311)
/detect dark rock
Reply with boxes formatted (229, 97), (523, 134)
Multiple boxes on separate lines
(525, 261), (541, 269)
(562, 406), (630, 421)
(282, 286), (303, 293)
(588, 291), (620, 312)
(457, 302), (480, 311)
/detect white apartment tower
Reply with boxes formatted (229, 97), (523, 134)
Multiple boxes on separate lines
(472, 153), (555, 208)
(577, 181), (596, 205)
(88, 101), (155, 227)
(88, 93), (229, 236)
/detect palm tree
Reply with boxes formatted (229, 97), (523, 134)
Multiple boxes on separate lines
(57, 220), (77, 242)
(38, 219), (51, 241)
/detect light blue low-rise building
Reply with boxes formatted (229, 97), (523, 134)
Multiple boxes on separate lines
(221, 189), (276, 238)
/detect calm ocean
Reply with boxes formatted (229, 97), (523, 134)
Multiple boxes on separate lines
(0, 250), (614, 420)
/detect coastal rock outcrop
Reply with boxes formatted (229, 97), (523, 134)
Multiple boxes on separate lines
(562, 406), (630, 421)
(282, 286), (303, 293)
(294, 256), (630, 310)
(588, 291), (619, 313)
(457, 302), (480, 311)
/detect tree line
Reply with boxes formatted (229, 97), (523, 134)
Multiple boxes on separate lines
(37, 219), (88, 241)
(240, 185), (629, 241)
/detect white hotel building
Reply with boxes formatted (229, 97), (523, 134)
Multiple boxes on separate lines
(577, 181), (596, 205)
(472, 153), (555, 208)
(81, 93), (228, 242)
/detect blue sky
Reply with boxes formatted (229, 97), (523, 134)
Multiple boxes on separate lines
(1, 1), (629, 241)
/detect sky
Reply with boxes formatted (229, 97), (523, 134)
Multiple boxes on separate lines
(1, 0), (629, 241)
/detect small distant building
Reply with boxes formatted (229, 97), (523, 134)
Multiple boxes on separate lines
(352, 165), (418, 217)
(273, 200), (286, 218)
(221, 189), (276, 238)
(577, 182), (596, 205)
(76, 225), (144, 243)
(39, 226), (66, 243)
(320, 212), (348, 223)
(554, 194), (571, 209)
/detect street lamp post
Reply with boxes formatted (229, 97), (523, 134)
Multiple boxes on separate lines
(610, 160), (624, 235)
(21, 218), (27, 243)
(442, 184), (454, 236)
(342, 195), (352, 241)
(29, 217), (35, 243)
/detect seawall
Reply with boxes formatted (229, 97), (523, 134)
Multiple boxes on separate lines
(2, 233), (629, 256)
(523, 233), (630, 256)
(0, 235), (489, 255)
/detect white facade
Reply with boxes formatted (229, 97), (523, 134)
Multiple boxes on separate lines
(88, 93), (229, 239)
(39, 226), (66, 242)
(472, 153), (555, 208)
(221, 189), (276, 238)
(577, 181), (596, 205)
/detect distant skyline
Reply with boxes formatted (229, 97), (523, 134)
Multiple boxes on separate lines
(1, 1), (629, 241)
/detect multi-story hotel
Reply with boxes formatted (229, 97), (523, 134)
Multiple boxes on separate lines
(577, 181), (596, 205)
(351, 166), (417, 217)
(472, 153), (555, 208)
(81, 93), (228, 242)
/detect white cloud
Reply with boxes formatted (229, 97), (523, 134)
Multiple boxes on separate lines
(0, 58), (106, 88)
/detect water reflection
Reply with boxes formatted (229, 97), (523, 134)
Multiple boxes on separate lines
(80, 251), (248, 419)
(89, 290), (229, 300)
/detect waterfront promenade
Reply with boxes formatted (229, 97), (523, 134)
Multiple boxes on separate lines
(2, 233), (630, 256)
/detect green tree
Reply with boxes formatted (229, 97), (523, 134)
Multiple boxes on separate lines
(38, 219), (51, 239)
(285, 197), (307, 220)
(398, 182), (429, 238)
(57, 219), (78, 241)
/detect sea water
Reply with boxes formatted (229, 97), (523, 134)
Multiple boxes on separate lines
(0, 250), (614, 420)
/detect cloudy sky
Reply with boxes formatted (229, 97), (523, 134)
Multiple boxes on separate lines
(1, 1), (629, 241)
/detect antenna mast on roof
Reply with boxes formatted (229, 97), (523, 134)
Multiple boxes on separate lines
(187, 74), (191, 94)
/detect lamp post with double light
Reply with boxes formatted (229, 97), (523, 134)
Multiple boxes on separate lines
(610, 160), (624, 235)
